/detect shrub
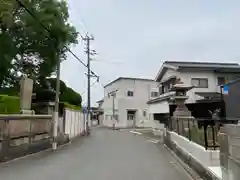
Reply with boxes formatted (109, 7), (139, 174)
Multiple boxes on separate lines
(0, 95), (20, 114)
(63, 102), (81, 111)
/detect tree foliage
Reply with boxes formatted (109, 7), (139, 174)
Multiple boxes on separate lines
(48, 78), (82, 107)
(0, 0), (78, 88)
(0, 0), (82, 106)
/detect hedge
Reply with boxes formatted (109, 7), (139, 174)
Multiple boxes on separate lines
(0, 95), (81, 114)
(0, 95), (20, 114)
(63, 102), (81, 111)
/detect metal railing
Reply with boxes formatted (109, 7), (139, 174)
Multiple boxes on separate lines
(167, 117), (238, 150)
(0, 114), (52, 162)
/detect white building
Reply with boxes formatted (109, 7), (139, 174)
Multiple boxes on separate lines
(102, 77), (158, 128)
(148, 61), (240, 122)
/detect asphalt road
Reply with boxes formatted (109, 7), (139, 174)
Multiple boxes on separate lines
(0, 128), (193, 180)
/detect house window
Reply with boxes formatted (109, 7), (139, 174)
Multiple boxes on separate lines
(151, 91), (158, 97)
(143, 110), (147, 117)
(191, 78), (208, 88)
(127, 110), (136, 121)
(217, 77), (225, 85)
(159, 85), (163, 95)
(127, 91), (134, 97)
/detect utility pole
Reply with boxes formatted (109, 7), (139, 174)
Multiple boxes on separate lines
(108, 89), (118, 130)
(53, 38), (60, 150)
(83, 34), (95, 133)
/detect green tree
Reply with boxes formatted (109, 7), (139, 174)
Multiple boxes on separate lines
(0, 0), (78, 88)
(47, 78), (82, 107)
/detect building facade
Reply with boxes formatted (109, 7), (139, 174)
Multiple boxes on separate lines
(148, 61), (240, 122)
(102, 77), (158, 128)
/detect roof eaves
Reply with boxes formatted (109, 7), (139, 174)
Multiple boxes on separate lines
(155, 62), (178, 82)
(104, 77), (155, 88)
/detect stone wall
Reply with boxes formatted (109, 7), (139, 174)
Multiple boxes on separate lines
(219, 125), (240, 180)
(0, 115), (53, 162)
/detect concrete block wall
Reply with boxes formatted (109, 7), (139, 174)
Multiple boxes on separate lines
(219, 125), (240, 180)
(225, 125), (240, 162)
(64, 109), (85, 139)
(169, 131), (220, 168)
(164, 131), (221, 180)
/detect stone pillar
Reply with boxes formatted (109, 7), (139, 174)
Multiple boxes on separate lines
(219, 124), (240, 180)
(170, 82), (194, 135)
(20, 76), (34, 114)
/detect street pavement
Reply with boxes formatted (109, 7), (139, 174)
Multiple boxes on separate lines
(0, 128), (193, 180)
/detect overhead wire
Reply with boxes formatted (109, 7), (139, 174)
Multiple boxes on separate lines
(15, 0), (99, 78)
(15, 0), (106, 101)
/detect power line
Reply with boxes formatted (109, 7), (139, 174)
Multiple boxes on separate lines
(15, 0), (99, 78)
(80, 78), (99, 96)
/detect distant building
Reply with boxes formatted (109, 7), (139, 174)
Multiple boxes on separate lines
(101, 77), (158, 128)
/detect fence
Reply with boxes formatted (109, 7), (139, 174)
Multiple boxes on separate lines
(167, 117), (238, 150)
(0, 114), (52, 162)
(64, 108), (86, 139)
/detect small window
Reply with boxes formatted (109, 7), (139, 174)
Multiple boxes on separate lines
(191, 78), (208, 88)
(127, 110), (135, 120)
(151, 91), (158, 97)
(143, 110), (147, 117)
(127, 91), (134, 97)
(217, 77), (225, 85)
(159, 85), (163, 95)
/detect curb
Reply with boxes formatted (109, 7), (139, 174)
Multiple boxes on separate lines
(131, 131), (203, 180)
(162, 144), (203, 180)
(163, 134), (221, 180)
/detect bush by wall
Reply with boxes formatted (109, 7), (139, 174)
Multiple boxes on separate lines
(0, 95), (20, 114)
(63, 102), (81, 111)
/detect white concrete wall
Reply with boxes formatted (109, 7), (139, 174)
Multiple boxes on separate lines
(64, 109), (85, 139)
(148, 95), (173, 114)
(102, 78), (158, 128)
(117, 79), (158, 128)
(169, 131), (220, 168)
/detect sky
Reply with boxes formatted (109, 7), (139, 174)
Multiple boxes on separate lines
(60, 0), (240, 106)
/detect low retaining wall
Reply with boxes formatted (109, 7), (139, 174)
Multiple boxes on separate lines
(164, 130), (221, 180)
(0, 114), (72, 163)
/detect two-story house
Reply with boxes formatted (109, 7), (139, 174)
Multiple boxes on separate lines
(147, 61), (240, 121)
(102, 77), (158, 128)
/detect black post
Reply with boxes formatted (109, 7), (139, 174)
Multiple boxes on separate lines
(177, 118), (179, 134)
(204, 124), (208, 150)
(181, 118), (184, 136)
(170, 117), (173, 130)
(212, 125), (216, 150)
(188, 118), (191, 141)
